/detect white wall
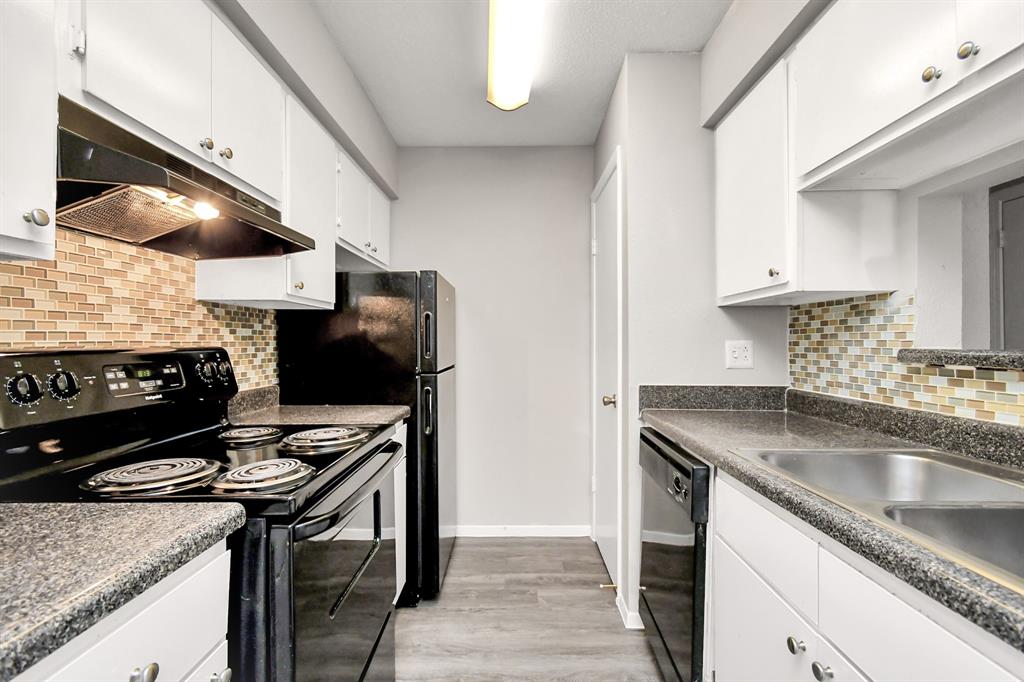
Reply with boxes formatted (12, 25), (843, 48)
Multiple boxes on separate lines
(217, 0), (399, 195)
(390, 147), (594, 532)
(593, 52), (791, 627)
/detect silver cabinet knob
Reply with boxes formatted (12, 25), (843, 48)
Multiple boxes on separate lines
(219, 147), (234, 159)
(957, 41), (981, 60)
(921, 65), (943, 82)
(811, 662), (834, 681)
(786, 636), (806, 655)
(129, 663), (159, 682)
(22, 208), (50, 226)
(602, 394), (617, 407)
(364, 241), (372, 249)
(372, 246), (378, 253)
(294, 281), (305, 290)
(200, 137), (214, 150)
(768, 267), (780, 278)
(210, 669), (232, 682)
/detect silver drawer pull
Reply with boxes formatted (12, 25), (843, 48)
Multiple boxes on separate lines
(786, 635), (806, 655)
(811, 661), (834, 681)
(210, 668), (232, 682)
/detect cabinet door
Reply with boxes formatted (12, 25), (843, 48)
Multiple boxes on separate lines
(284, 97), (336, 306)
(211, 17), (284, 199)
(715, 61), (789, 297)
(713, 538), (814, 682)
(369, 184), (391, 264)
(790, 0), (957, 176)
(0, 0), (56, 260)
(337, 149), (371, 252)
(952, 0), (1024, 78)
(83, 0), (212, 161)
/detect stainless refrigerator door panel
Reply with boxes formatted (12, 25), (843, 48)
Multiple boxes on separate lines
(419, 271), (456, 373)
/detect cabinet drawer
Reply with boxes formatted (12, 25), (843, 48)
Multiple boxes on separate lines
(818, 547), (1015, 682)
(183, 641), (228, 682)
(716, 477), (818, 620)
(48, 551), (230, 681)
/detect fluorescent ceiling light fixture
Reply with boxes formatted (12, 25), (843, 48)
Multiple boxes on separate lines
(487, 0), (544, 111)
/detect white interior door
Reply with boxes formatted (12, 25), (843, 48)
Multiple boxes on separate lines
(592, 148), (623, 587)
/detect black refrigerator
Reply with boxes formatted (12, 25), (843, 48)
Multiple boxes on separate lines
(277, 271), (456, 605)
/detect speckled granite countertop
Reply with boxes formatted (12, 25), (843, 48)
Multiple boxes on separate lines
(0, 503), (245, 680)
(233, 404), (410, 426)
(642, 409), (1024, 653)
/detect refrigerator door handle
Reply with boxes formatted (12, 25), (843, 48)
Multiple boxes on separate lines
(422, 311), (433, 360)
(424, 386), (433, 435)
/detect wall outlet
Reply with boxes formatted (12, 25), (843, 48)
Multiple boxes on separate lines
(725, 340), (754, 369)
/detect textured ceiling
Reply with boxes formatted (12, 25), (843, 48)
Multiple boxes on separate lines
(312, 0), (731, 147)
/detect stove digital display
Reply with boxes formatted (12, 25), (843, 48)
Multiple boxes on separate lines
(103, 362), (184, 397)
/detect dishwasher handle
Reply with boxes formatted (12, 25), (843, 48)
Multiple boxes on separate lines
(640, 427), (710, 523)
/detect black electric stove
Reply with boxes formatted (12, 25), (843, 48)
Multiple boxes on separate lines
(0, 348), (404, 682)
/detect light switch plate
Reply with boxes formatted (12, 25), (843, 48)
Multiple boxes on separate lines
(725, 340), (754, 369)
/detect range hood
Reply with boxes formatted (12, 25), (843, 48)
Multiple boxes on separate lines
(56, 97), (313, 259)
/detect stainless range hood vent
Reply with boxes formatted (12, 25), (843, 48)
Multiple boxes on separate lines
(56, 97), (314, 260)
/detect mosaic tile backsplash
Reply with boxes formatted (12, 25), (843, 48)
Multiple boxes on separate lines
(0, 228), (277, 390)
(790, 292), (1024, 426)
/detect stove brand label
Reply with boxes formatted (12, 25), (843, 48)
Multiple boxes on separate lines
(144, 394), (164, 401)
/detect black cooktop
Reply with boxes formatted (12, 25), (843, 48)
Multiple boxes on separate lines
(0, 421), (393, 516)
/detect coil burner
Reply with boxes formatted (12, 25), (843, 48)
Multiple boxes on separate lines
(81, 458), (222, 496)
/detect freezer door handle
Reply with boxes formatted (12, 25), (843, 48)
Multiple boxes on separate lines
(424, 386), (433, 435)
(423, 311), (433, 359)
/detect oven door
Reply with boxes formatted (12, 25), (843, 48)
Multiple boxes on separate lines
(271, 442), (402, 681)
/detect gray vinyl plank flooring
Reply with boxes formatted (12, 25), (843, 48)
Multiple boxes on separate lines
(395, 538), (662, 682)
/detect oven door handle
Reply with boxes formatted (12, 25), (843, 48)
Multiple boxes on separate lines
(292, 441), (403, 542)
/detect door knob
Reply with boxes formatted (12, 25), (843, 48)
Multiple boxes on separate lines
(768, 267), (780, 278)
(811, 662), (834, 681)
(921, 65), (943, 82)
(294, 281), (305, 290)
(602, 394), (617, 407)
(199, 137), (214, 150)
(22, 209), (50, 226)
(786, 636), (806, 654)
(219, 147), (234, 159)
(957, 41), (981, 60)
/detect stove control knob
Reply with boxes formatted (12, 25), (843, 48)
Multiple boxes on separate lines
(5, 374), (44, 406)
(47, 370), (81, 401)
(195, 361), (217, 385)
(216, 360), (232, 380)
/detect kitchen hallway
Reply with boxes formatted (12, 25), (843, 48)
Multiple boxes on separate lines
(396, 538), (660, 681)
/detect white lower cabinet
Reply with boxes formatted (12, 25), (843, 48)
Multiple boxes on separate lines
(712, 476), (1018, 682)
(714, 537), (865, 682)
(18, 547), (231, 682)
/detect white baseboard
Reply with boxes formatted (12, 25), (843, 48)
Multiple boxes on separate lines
(641, 530), (695, 546)
(455, 524), (592, 537)
(616, 593), (645, 630)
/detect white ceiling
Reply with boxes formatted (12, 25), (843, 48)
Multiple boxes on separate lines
(312, 0), (731, 147)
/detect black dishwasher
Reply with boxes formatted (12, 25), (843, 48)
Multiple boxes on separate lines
(639, 427), (710, 682)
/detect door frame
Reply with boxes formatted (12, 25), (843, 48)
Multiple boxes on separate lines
(590, 146), (626, 597)
(990, 176), (1024, 349)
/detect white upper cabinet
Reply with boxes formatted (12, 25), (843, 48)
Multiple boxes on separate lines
(82, 0), (213, 164)
(283, 97), (335, 306)
(790, 0), (957, 177)
(80, 0), (284, 199)
(369, 183), (391, 265)
(337, 149), (371, 252)
(715, 59), (903, 306)
(195, 97), (335, 309)
(0, 0), (57, 261)
(951, 0), (1024, 78)
(211, 17), (284, 200)
(716, 61), (789, 298)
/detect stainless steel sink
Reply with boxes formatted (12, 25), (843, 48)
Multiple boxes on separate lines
(733, 447), (1024, 591)
(753, 449), (1024, 502)
(884, 504), (1024, 579)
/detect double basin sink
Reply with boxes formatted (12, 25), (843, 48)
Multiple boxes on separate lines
(734, 448), (1024, 591)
